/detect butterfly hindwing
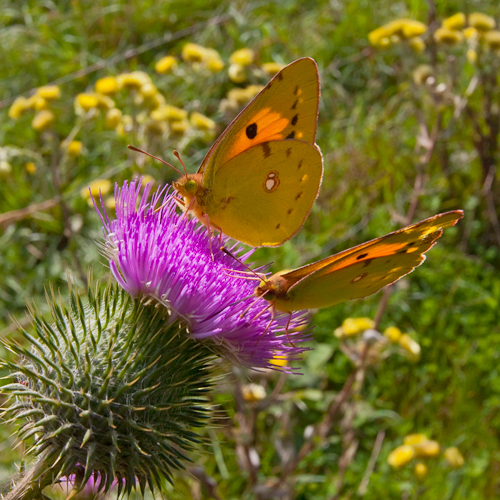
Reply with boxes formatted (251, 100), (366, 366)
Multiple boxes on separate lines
(205, 139), (323, 247)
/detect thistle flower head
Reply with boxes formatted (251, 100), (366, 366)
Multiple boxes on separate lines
(96, 180), (309, 371)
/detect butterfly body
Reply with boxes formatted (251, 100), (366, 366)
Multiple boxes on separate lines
(174, 58), (323, 247)
(256, 210), (464, 313)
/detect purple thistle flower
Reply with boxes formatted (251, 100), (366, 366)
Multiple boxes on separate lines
(95, 179), (309, 371)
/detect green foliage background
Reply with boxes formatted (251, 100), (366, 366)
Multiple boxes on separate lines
(1, 0), (499, 498)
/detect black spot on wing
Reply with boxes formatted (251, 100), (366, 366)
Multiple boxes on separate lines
(276, 223), (281, 229)
(297, 160), (303, 169)
(261, 142), (271, 158)
(294, 85), (300, 96)
(356, 253), (368, 260)
(287, 208), (293, 215)
(246, 123), (257, 139)
(277, 72), (284, 82)
(286, 131), (295, 139)
(363, 259), (373, 267)
(295, 191), (303, 200)
(286, 148), (292, 158)
(291, 99), (298, 110)
(397, 249), (407, 254)
(291, 114), (298, 126)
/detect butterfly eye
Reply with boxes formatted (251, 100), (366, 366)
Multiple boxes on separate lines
(185, 179), (199, 194)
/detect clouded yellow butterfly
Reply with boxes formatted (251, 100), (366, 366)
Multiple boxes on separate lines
(173, 57), (323, 247)
(255, 210), (464, 313)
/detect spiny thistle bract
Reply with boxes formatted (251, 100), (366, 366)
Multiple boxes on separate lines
(1, 282), (215, 497)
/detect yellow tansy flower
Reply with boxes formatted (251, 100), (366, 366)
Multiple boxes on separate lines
(66, 140), (83, 158)
(485, 31), (500, 50)
(151, 105), (188, 122)
(75, 93), (99, 113)
(384, 326), (403, 343)
(190, 112), (216, 131)
(117, 71), (151, 91)
(409, 36), (426, 52)
(105, 108), (122, 129)
(414, 440), (440, 457)
(442, 13), (466, 31)
(115, 115), (133, 137)
(229, 48), (255, 66)
(182, 43), (207, 63)
(261, 62), (285, 75)
(155, 55), (178, 74)
(95, 76), (120, 95)
(270, 355), (288, 368)
(399, 334), (421, 361)
(8, 96), (30, 119)
(204, 49), (225, 72)
(80, 179), (112, 200)
(25, 162), (37, 174)
(104, 196), (116, 210)
(404, 434), (428, 446)
(241, 383), (266, 402)
(401, 19), (427, 38)
(334, 317), (375, 338)
(141, 175), (155, 186)
(414, 462), (428, 480)
(170, 119), (190, 135)
(32, 110), (55, 131)
(444, 447), (464, 468)
(388, 445), (415, 468)
(434, 27), (464, 44)
(33, 96), (50, 111)
(468, 13), (496, 31)
(463, 27), (479, 40)
(228, 63), (247, 83)
(36, 85), (60, 100)
(412, 65), (433, 85)
(467, 49), (478, 63)
(145, 119), (167, 135)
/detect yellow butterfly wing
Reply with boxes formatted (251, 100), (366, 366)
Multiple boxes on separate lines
(272, 210), (463, 312)
(198, 57), (320, 190)
(204, 139), (323, 247)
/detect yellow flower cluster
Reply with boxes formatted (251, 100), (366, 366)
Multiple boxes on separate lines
(9, 85), (61, 132)
(388, 434), (464, 477)
(369, 12), (499, 58)
(434, 12), (499, 58)
(383, 326), (421, 362)
(334, 317), (375, 338)
(241, 383), (266, 402)
(368, 19), (427, 51)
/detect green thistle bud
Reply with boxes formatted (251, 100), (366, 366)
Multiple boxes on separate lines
(1, 282), (215, 498)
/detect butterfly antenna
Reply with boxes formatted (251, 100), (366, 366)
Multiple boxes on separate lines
(128, 145), (183, 176)
(173, 150), (189, 179)
(221, 247), (268, 283)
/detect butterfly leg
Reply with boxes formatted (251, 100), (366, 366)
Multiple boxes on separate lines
(284, 312), (296, 348)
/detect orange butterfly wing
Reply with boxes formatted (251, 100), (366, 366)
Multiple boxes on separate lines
(272, 210), (463, 312)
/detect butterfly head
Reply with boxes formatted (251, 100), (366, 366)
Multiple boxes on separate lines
(173, 173), (203, 198)
(255, 270), (292, 302)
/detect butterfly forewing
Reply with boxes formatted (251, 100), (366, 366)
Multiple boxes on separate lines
(279, 210), (463, 310)
(199, 58), (320, 187)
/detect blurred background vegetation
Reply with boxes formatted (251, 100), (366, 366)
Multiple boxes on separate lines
(1, 0), (499, 498)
